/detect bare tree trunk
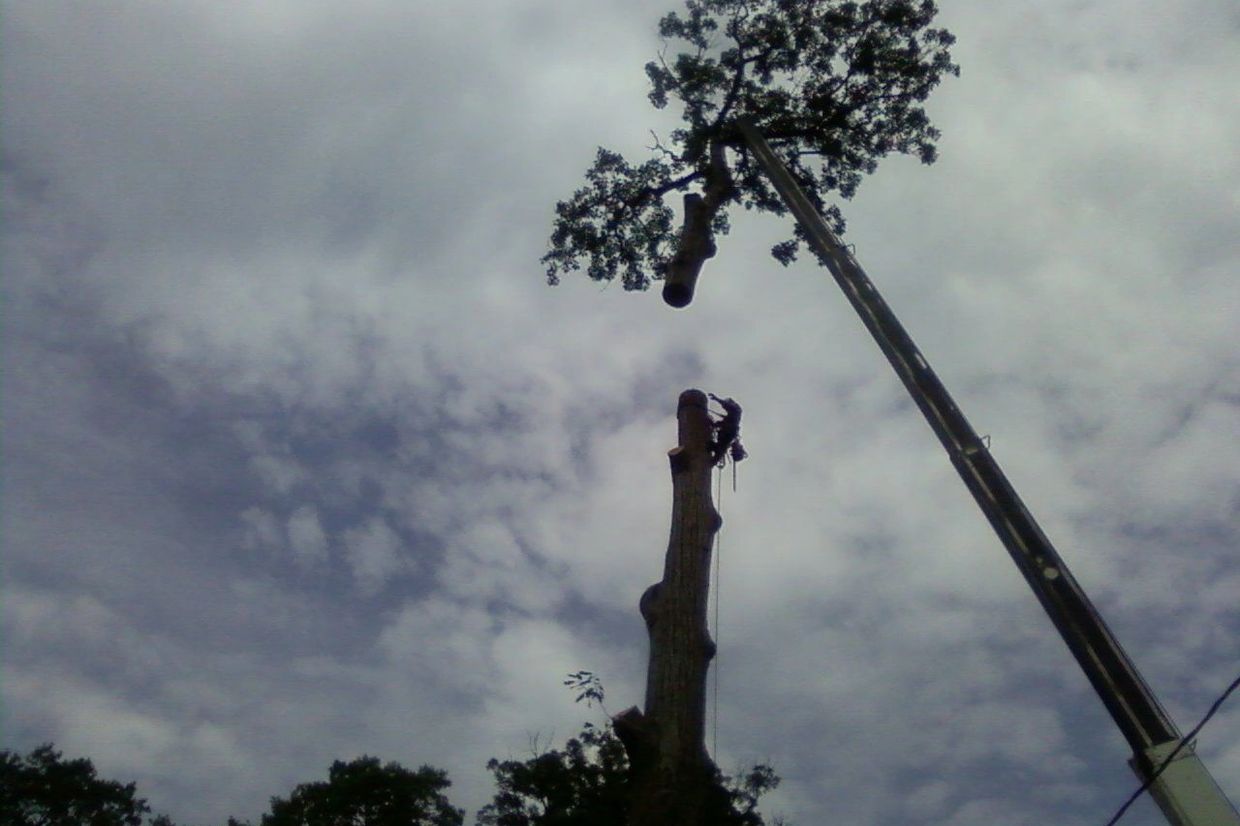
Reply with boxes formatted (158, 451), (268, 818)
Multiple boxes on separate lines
(615, 388), (727, 826)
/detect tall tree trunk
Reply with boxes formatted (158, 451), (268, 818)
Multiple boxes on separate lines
(615, 388), (728, 826)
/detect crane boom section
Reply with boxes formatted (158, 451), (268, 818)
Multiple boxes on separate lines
(734, 119), (1177, 750)
(736, 117), (1240, 826)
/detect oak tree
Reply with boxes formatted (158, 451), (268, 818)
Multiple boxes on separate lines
(543, 0), (958, 303)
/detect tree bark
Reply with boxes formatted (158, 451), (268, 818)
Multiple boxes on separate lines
(615, 388), (724, 826)
(662, 142), (736, 308)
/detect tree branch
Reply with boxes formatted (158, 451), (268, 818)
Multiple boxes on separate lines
(637, 169), (705, 204)
(714, 42), (780, 131)
(648, 131), (681, 162)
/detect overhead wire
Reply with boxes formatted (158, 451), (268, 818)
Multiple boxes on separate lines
(1103, 669), (1240, 825)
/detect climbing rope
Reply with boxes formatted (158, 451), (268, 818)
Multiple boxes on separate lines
(711, 462), (723, 759)
(706, 393), (743, 761)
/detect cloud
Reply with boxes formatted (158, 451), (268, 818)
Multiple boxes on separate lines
(2, 1), (1237, 824)
(241, 507), (283, 553)
(287, 505), (330, 567)
(377, 597), (499, 700)
(344, 516), (409, 594)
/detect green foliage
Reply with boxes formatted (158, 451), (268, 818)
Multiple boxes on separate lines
(3, 724), (775, 825)
(0, 743), (173, 826)
(562, 671), (607, 711)
(544, 150), (678, 292)
(259, 756), (463, 826)
(477, 723), (782, 826)
(477, 723), (629, 826)
(721, 763), (783, 826)
(543, 0), (959, 289)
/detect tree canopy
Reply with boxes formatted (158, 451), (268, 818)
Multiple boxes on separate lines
(477, 723), (781, 826)
(542, 0), (958, 293)
(258, 756), (464, 826)
(0, 744), (173, 826)
(477, 723), (629, 826)
(4, 724), (780, 825)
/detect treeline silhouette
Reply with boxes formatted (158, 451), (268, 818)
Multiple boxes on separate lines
(1, 723), (781, 826)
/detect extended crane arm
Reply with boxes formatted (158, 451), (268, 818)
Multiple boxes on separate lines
(734, 118), (1238, 826)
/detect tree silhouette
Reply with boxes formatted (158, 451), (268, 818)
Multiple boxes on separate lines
(477, 722), (781, 826)
(542, 0), (958, 300)
(0, 744), (174, 826)
(259, 756), (463, 826)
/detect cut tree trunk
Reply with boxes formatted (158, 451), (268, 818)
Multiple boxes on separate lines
(615, 388), (731, 826)
(662, 142), (736, 308)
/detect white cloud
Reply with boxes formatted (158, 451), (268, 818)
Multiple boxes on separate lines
(240, 506), (283, 552)
(377, 597), (499, 698)
(286, 505), (329, 566)
(248, 453), (306, 496)
(343, 516), (409, 594)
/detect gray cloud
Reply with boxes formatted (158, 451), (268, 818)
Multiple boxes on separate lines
(3, 1), (1237, 824)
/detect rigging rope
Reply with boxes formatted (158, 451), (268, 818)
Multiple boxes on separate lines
(711, 462), (723, 759)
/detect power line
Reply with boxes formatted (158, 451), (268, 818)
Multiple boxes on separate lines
(1104, 670), (1240, 825)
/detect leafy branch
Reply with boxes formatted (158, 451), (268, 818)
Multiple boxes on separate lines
(543, 0), (959, 290)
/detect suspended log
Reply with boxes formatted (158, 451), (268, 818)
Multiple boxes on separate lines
(662, 143), (736, 308)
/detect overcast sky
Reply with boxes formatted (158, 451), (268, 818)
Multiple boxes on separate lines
(2, 1), (1238, 824)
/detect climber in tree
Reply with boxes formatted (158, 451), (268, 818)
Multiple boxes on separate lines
(708, 393), (746, 466)
(542, 0), (958, 300)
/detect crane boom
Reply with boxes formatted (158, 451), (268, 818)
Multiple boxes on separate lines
(734, 118), (1238, 826)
